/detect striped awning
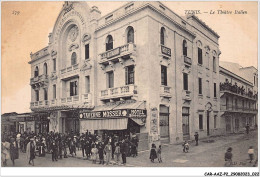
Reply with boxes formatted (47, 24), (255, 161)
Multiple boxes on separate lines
(80, 118), (128, 131)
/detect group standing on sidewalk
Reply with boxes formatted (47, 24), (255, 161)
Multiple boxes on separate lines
(1, 131), (140, 166)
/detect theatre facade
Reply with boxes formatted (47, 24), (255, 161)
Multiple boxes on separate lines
(29, 1), (222, 148)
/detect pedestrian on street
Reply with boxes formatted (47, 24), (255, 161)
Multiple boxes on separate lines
(80, 136), (86, 157)
(26, 138), (35, 166)
(38, 139), (46, 157)
(50, 139), (58, 161)
(245, 124), (250, 135)
(224, 147), (233, 167)
(194, 132), (199, 146)
(91, 144), (98, 164)
(98, 142), (105, 165)
(248, 146), (254, 163)
(1, 138), (10, 167)
(104, 142), (112, 165)
(70, 137), (77, 157)
(120, 139), (127, 165)
(10, 137), (19, 166)
(182, 141), (189, 153)
(114, 143), (121, 164)
(157, 145), (162, 163)
(149, 143), (157, 163)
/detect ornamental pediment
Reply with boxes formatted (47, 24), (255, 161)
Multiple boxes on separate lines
(69, 43), (79, 52)
(82, 33), (91, 43)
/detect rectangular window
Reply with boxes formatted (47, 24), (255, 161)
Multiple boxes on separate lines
(235, 99), (238, 109)
(35, 90), (39, 101)
(107, 71), (114, 88)
(85, 76), (90, 93)
(198, 48), (203, 65)
(125, 65), (135, 85)
(85, 44), (89, 60)
(183, 73), (188, 90)
(199, 115), (203, 130)
(214, 115), (217, 128)
(213, 56), (216, 72)
(242, 100), (244, 110)
(53, 85), (56, 99)
(206, 80), (210, 97)
(70, 81), (78, 96)
(214, 83), (217, 97)
(44, 89), (48, 101)
(199, 78), (202, 94)
(53, 59), (56, 71)
(161, 65), (167, 86)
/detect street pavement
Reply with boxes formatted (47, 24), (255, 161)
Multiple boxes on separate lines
(3, 130), (258, 167)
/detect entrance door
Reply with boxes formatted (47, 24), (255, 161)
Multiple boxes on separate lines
(159, 105), (169, 138)
(207, 111), (210, 136)
(182, 107), (190, 139)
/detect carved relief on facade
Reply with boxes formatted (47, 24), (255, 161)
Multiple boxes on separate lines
(68, 26), (79, 42)
(82, 33), (91, 43)
(80, 60), (92, 71)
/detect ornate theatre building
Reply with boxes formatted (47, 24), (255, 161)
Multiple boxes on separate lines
(29, 1), (222, 149)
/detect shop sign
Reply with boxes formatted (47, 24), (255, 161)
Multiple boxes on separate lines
(79, 109), (147, 119)
(128, 109), (147, 118)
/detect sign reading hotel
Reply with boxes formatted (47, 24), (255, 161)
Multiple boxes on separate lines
(79, 109), (146, 119)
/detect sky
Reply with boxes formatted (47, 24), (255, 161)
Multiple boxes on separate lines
(1, 1), (258, 114)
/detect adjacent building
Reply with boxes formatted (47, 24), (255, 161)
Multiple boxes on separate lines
(219, 62), (258, 133)
(28, 1), (222, 148)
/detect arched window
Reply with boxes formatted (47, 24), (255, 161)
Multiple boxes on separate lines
(160, 27), (165, 45)
(183, 40), (187, 56)
(71, 52), (77, 65)
(106, 35), (113, 51)
(34, 66), (39, 77)
(127, 27), (134, 43)
(43, 63), (48, 75)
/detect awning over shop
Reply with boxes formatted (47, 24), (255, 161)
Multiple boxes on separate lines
(130, 118), (145, 126)
(80, 118), (128, 132)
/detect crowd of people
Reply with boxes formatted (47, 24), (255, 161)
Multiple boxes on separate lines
(220, 80), (257, 99)
(1, 130), (140, 166)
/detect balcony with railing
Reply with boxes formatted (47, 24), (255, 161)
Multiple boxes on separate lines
(60, 63), (79, 78)
(30, 74), (49, 87)
(99, 43), (136, 65)
(220, 104), (258, 114)
(160, 86), (172, 98)
(51, 99), (57, 106)
(30, 100), (49, 109)
(100, 85), (137, 100)
(220, 81), (257, 101)
(182, 90), (192, 101)
(60, 95), (80, 104)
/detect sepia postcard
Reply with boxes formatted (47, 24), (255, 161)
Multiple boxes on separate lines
(1, 0), (259, 176)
